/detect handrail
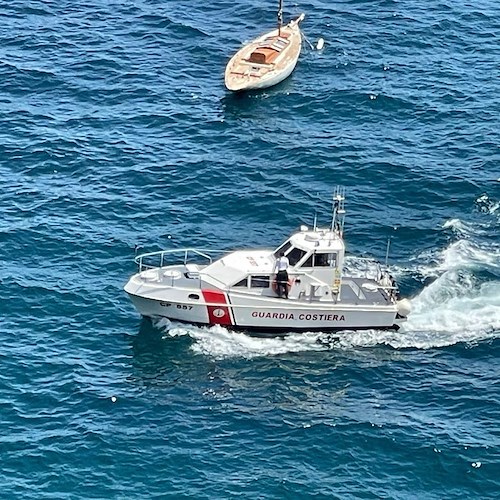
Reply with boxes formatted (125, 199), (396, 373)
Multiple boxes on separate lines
(135, 249), (390, 294)
(135, 248), (227, 272)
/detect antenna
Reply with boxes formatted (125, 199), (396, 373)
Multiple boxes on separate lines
(330, 186), (346, 236)
(384, 226), (398, 267)
(384, 237), (391, 267)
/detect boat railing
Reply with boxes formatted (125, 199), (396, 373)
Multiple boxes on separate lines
(135, 248), (225, 272)
(344, 256), (400, 300)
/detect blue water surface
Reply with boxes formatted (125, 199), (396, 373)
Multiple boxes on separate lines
(1, 0), (499, 498)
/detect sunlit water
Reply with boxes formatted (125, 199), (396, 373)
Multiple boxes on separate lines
(1, 0), (499, 498)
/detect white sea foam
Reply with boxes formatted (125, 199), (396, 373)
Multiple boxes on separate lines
(443, 218), (482, 236)
(399, 278), (500, 344)
(475, 193), (499, 217)
(441, 240), (499, 272)
(416, 238), (500, 278)
(396, 226), (500, 348)
(162, 323), (327, 359)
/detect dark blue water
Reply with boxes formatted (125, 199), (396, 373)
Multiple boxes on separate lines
(1, 0), (499, 498)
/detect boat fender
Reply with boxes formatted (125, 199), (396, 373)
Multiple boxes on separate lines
(396, 298), (411, 318)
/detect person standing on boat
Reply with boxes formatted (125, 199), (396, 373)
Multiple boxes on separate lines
(274, 252), (289, 299)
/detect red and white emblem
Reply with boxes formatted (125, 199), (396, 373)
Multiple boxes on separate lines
(201, 290), (234, 326)
(212, 308), (225, 318)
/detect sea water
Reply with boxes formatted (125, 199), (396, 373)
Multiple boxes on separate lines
(1, 0), (499, 498)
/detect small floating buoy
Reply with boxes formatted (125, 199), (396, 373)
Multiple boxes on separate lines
(111, 396), (117, 403)
(316, 38), (324, 50)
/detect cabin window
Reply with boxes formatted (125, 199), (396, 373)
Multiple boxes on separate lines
(250, 275), (270, 288)
(316, 253), (337, 267)
(324, 253), (337, 267)
(299, 252), (337, 268)
(302, 254), (314, 267)
(274, 241), (292, 258)
(233, 278), (248, 287)
(287, 247), (307, 266)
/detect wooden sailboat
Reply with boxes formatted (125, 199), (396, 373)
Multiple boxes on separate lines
(224, 1), (305, 92)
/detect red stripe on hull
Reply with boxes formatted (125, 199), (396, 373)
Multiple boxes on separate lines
(201, 290), (233, 326)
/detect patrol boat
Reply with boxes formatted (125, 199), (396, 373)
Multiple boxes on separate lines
(124, 188), (411, 334)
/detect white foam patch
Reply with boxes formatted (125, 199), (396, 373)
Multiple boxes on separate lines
(476, 194), (500, 216)
(397, 228), (500, 348)
(153, 292), (499, 355)
(441, 240), (499, 272)
(406, 273), (499, 326)
(156, 320), (328, 359)
(443, 218), (486, 236)
(415, 238), (500, 278)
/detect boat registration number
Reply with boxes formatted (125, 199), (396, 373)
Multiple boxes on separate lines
(159, 302), (193, 310)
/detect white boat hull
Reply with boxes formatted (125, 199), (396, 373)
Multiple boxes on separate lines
(125, 276), (402, 333)
(225, 14), (304, 92)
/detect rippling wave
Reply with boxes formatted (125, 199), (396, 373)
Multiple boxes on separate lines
(1, 0), (498, 498)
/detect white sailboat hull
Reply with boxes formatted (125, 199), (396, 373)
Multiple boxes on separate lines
(225, 14), (304, 92)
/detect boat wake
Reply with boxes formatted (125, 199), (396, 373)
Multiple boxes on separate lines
(399, 213), (500, 348)
(391, 207), (499, 348)
(153, 209), (499, 358)
(157, 319), (329, 359)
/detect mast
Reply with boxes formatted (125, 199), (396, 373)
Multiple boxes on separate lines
(277, 0), (283, 35)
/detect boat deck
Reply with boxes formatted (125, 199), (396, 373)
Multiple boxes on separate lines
(338, 277), (394, 306)
(136, 267), (395, 307)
